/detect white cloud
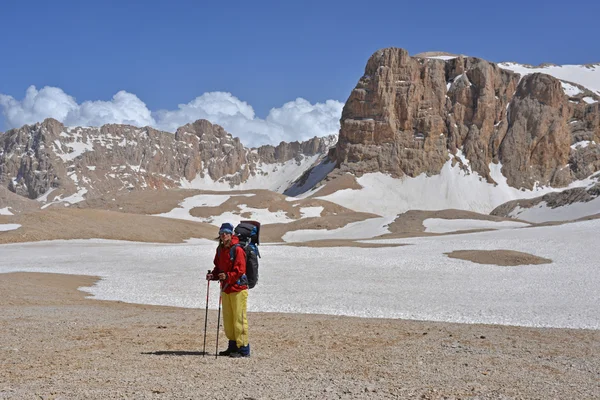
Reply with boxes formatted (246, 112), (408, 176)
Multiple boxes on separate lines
(0, 86), (344, 147)
(65, 91), (155, 128)
(262, 98), (343, 145)
(0, 86), (78, 128)
(151, 93), (344, 147)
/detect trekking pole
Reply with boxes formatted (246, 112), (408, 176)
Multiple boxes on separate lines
(215, 286), (222, 359)
(202, 270), (211, 358)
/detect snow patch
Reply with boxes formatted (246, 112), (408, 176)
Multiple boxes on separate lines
(571, 140), (595, 150)
(499, 62), (600, 95)
(59, 187), (88, 205)
(154, 194), (256, 223)
(181, 155), (322, 194)
(0, 207), (14, 216)
(36, 188), (56, 202)
(561, 82), (582, 96)
(41, 187), (88, 208)
(54, 134), (95, 162)
(0, 224), (21, 232)
(426, 55), (457, 60)
(299, 207), (324, 218)
(316, 155), (592, 216)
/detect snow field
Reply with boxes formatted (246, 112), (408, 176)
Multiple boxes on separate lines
(1, 219), (598, 329)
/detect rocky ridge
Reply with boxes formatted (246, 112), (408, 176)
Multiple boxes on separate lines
(0, 118), (334, 206)
(334, 47), (600, 190)
(491, 178), (600, 221)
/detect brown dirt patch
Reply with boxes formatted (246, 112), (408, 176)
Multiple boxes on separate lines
(1, 272), (598, 399)
(1, 272), (99, 306)
(445, 250), (553, 266)
(76, 188), (203, 214)
(0, 186), (40, 214)
(0, 204), (383, 245)
(308, 173), (363, 198)
(0, 208), (218, 244)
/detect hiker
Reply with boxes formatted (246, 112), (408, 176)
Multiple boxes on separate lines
(206, 222), (250, 357)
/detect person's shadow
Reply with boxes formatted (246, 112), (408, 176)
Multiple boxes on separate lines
(142, 350), (208, 356)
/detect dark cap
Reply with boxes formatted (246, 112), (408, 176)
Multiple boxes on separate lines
(219, 222), (234, 234)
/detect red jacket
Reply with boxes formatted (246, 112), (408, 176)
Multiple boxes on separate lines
(212, 235), (248, 294)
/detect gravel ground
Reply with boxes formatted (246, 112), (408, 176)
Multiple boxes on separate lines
(1, 272), (599, 400)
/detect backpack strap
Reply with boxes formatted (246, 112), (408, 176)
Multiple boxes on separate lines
(228, 243), (239, 261)
(229, 243), (248, 287)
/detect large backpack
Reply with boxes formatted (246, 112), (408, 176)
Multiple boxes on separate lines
(229, 221), (261, 289)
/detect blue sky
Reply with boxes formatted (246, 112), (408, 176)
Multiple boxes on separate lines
(1, 0), (598, 145)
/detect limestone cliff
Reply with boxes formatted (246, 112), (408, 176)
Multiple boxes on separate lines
(334, 48), (600, 190)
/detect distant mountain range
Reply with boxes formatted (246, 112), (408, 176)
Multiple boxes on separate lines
(1, 48), (599, 222)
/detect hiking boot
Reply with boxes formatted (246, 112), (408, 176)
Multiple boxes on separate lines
(230, 344), (250, 358)
(218, 340), (237, 356)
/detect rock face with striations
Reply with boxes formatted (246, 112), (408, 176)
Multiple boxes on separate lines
(335, 47), (600, 189)
(0, 118), (333, 203)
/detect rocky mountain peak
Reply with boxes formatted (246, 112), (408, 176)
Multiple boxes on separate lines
(334, 47), (600, 190)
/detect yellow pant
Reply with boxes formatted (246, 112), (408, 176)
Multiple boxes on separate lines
(221, 290), (249, 348)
